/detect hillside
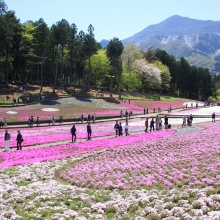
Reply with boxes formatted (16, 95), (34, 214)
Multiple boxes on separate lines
(122, 15), (220, 75)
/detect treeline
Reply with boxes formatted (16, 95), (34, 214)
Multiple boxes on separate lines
(154, 49), (213, 100)
(0, 0), (215, 100)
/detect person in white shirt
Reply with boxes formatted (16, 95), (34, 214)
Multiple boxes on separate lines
(125, 120), (129, 136)
(4, 130), (11, 152)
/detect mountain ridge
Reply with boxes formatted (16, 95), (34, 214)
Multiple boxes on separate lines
(100, 15), (220, 75)
(123, 15), (220, 45)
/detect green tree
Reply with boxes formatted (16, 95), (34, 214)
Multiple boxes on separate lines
(34, 18), (49, 94)
(122, 72), (142, 91)
(20, 21), (37, 83)
(85, 24), (98, 89)
(1, 10), (22, 83)
(122, 44), (143, 73)
(154, 61), (171, 93)
(143, 46), (157, 63)
(55, 19), (70, 85)
(90, 49), (111, 87)
(106, 37), (124, 97)
(67, 23), (78, 86)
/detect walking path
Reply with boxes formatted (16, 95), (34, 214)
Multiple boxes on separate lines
(1, 106), (218, 152)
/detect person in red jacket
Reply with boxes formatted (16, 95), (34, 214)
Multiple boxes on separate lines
(145, 118), (148, 132)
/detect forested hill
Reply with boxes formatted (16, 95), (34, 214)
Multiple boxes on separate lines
(122, 15), (220, 75)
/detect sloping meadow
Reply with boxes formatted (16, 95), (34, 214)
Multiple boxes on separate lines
(0, 122), (220, 219)
(60, 123), (220, 190)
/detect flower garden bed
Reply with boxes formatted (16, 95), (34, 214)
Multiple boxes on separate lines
(59, 123), (220, 190)
(0, 121), (220, 219)
(0, 104), (220, 219)
(0, 97), (191, 122)
(0, 118), (147, 148)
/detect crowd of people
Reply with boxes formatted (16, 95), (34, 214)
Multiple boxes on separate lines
(1, 105), (218, 152)
(3, 129), (23, 152)
(0, 117), (7, 128)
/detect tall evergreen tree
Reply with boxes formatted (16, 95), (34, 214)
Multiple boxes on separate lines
(34, 18), (49, 94)
(106, 37), (124, 97)
(1, 10), (22, 83)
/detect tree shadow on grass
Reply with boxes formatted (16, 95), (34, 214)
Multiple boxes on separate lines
(75, 97), (92, 102)
(40, 100), (60, 105)
(103, 97), (120, 104)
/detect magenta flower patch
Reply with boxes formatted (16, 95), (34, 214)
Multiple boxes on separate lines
(59, 122), (220, 189)
(0, 130), (174, 168)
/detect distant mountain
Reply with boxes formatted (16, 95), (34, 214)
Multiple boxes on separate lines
(100, 39), (109, 49)
(122, 15), (220, 75)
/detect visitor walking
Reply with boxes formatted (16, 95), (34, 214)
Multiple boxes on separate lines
(182, 116), (186, 127)
(4, 130), (10, 152)
(87, 114), (91, 122)
(164, 115), (168, 129)
(145, 118), (148, 132)
(150, 118), (155, 132)
(28, 117), (31, 127)
(92, 113), (96, 124)
(3, 118), (7, 127)
(119, 122), (123, 136)
(120, 110), (124, 119)
(87, 122), (92, 140)
(125, 110), (128, 119)
(212, 112), (215, 123)
(125, 121), (129, 136)
(52, 116), (55, 125)
(159, 117), (163, 130)
(59, 114), (63, 124)
(0, 117), (3, 128)
(30, 116), (34, 127)
(48, 115), (51, 125)
(187, 116), (192, 126)
(16, 130), (23, 150)
(189, 114), (193, 125)
(155, 115), (160, 130)
(71, 125), (76, 142)
(80, 114), (84, 123)
(36, 117), (40, 126)
(114, 120), (120, 137)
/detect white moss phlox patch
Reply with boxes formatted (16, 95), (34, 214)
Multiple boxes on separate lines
(42, 108), (60, 112)
(6, 111), (17, 114)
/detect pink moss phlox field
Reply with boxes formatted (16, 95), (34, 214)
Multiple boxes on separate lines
(0, 98), (188, 122)
(60, 122), (220, 189)
(171, 107), (220, 115)
(0, 118), (146, 148)
(0, 130), (174, 168)
(130, 99), (187, 111)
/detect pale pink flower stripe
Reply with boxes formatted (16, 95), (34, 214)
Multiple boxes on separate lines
(0, 119), (145, 148)
(0, 130), (174, 168)
(130, 99), (187, 110)
(60, 122), (220, 189)
(0, 99), (188, 122)
(171, 108), (200, 115)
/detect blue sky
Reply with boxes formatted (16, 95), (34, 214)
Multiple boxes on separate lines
(5, 0), (220, 42)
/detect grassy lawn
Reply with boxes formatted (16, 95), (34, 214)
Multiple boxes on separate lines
(121, 92), (181, 101)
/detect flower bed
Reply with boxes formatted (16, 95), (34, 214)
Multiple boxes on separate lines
(130, 99), (189, 111)
(60, 122), (220, 190)
(0, 118), (147, 148)
(0, 98), (143, 122)
(0, 129), (174, 168)
(0, 97), (189, 122)
(0, 123), (220, 219)
(171, 106), (220, 115)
